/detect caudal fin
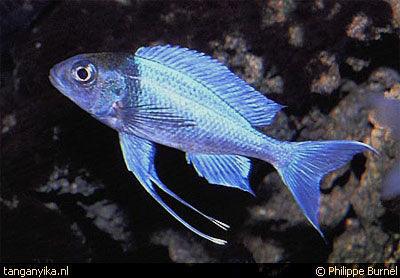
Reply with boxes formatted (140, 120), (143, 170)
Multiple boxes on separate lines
(273, 140), (377, 237)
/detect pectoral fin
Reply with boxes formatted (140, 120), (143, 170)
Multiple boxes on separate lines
(117, 104), (196, 132)
(119, 132), (228, 244)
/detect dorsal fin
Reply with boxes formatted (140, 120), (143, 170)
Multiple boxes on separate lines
(135, 45), (283, 127)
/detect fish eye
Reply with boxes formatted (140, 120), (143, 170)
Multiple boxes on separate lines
(77, 67), (89, 80)
(72, 62), (96, 84)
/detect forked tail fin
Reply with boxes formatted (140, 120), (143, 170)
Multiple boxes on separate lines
(273, 140), (377, 237)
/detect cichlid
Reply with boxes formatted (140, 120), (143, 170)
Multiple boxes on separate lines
(49, 45), (377, 244)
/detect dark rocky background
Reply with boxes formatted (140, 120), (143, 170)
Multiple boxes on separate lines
(1, 0), (399, 263)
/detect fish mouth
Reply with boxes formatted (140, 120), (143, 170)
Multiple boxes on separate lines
(49, 65), (65, 93)
(48, 71), (57, 87)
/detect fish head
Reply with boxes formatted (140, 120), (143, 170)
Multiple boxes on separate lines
(49, 53), (134, 121)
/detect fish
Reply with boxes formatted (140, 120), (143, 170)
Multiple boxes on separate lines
(49, 45), (377, 244)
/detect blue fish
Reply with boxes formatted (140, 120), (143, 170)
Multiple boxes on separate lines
(49, 45), (377, 244)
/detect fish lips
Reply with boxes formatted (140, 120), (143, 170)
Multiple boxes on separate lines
(49, 62), (67, 93)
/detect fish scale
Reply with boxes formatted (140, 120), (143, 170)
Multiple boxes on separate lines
(135, 59), (253, 128)
(132, 77), (262, 155)
(49, 45), (377, 244)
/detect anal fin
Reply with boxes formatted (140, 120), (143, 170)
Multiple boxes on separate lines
(186, 153), (254, 195)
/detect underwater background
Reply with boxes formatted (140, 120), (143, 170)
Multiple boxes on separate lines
(1, 0), (399, 263)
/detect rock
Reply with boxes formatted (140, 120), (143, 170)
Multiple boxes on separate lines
(328, 220), (390, 263)
(288, 25), (304, 47)
(346, 13), (372, 41)
(261, 0), (296, 27)
(78, 200), (135, 253)
(210, 33), (264, 85)
(1, 113), (17, 134)
(385, 0), (400, 28)
(247, 172), (306, 230)
(242, 236), (284, 263)
(36, 166), (104, 197)
(309, 51), (340, 95)
(346, 57), (370, 72)
(151, 229), (215, 263)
